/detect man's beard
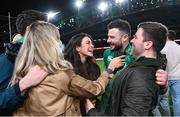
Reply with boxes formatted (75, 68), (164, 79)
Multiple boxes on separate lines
(112, 44), (122, 51)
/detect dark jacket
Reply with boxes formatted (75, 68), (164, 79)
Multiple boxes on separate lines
(0, 53), (14, 90)
(0, 43), (21, 90)
(88, 56), (166, 116)
(0, 83), (27, 115)
(0, 43), (26, 115)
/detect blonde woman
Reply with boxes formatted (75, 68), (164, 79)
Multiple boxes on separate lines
(10, 21), (121, 116)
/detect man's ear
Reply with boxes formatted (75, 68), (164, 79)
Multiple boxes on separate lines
(144, 41), (153, 49)
(122, 34), (129, 42)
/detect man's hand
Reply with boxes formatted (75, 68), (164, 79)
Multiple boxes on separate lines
(85, 99), (95, 113)
(108, 55), (125, 71)
(155, 69), (168, 88)
(19, 65), (48, 94)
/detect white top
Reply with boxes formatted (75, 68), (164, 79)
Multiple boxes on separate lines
(161, 40), (180, 80)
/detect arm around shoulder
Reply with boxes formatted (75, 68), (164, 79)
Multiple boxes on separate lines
(65, 70), (110, 98)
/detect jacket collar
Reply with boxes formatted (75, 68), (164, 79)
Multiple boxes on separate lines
(129, 55), (166, 70)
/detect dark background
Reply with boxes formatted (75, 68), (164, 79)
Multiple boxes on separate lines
(1, 0), (180, 54)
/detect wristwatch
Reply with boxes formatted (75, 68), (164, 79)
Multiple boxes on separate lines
(106, 68), (114, 78)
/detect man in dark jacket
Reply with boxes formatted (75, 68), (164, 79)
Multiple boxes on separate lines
(86, 21), (168, 116)
(0, 10), (48, 115)
(96, 19), (168, 113)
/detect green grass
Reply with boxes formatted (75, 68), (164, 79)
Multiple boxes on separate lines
(170, 93), (173, 116)
(96, 59), (105, 72)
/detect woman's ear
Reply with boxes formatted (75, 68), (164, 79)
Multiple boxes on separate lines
(76, 46), (81, 52)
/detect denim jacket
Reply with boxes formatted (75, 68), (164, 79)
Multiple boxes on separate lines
(0, 43), (26, 115)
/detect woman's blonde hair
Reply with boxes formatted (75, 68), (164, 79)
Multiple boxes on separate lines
(10, 21), (73, 85)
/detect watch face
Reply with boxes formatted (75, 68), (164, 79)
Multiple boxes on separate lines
(106, 68), (113, 74)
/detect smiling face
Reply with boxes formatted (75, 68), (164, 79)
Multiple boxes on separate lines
(107, 28), (125, 51)
(76, 36), (94, 61)
(130, 28), (146, 58)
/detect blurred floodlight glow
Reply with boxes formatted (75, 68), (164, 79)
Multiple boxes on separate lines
(47, 12), (60, 20)
(75, 0), (83, 9)
(98, 2), (108, 12)
(115, 0), (124, 4)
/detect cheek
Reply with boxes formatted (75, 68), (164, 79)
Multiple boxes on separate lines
(111, 40), (117, 45)
(135, 43), (143, 51)
(115, 40), (122, 45)
(82, 47), (89, 53)
(84, 45), (89, 50)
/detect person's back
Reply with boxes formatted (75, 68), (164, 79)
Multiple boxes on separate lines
(11, 21), (78, 115)
(161, 30), (180, 116)
(13, 70), (106, 116)
(161, 40), (180, 80)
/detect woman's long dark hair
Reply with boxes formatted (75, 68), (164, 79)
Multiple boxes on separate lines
(64, 33), (100, 81)
(64, 33), (100, 115)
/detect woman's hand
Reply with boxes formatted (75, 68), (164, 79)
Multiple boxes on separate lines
(108, 55), (125, 71)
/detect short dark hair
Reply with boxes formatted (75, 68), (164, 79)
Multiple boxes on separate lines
(107, 19), (131, 37)
(138, 22), (168, 52)
(167, 30), (176, 41)
(16, 10), (47, 36)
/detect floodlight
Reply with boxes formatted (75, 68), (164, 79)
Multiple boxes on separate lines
(98, 2), (108, 12)
(75, 0), (83, 9)
(47, 12), (60, 21)
(115, 0), (124, 4)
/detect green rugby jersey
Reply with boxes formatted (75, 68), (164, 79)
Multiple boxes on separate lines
(96, 44), (134, 112)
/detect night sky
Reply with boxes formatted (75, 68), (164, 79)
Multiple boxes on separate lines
(0, 0), (70, 17)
